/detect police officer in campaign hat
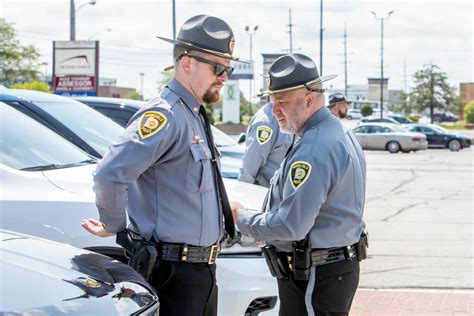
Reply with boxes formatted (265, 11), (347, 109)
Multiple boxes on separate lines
(231, 53), (368, 315)
(238, 102), (292, 187)
(82, 14), (240, 316)
(328, 93), (352, 119)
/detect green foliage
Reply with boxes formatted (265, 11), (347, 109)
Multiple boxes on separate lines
(125, 90), (142, 100)
(0, 18), (41, 85)
(464, 101), (474, 124)
(157, 70), (174, 92)
(360, 105), (373, 117)
(406, 114), (420, 123)
(9, 80), (50, 92)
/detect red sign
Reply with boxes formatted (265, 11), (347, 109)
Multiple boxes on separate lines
(54, 76), (95, 92)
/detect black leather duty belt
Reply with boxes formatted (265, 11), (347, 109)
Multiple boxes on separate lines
(157, 243), (219, 265)
(286, 245), (357, 270)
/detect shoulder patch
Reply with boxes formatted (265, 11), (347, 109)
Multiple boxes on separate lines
(138, 111), (167, 139)
(289, 161), (312, 190)
(256, 126), (273, 144)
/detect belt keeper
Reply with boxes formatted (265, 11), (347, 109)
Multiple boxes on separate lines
(344, 245), (355, 260)
(181, 244), (188, 262)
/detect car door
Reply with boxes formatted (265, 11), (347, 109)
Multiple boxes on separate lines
(420, 126), (445, 147)
(367, 125), (390, 150)
(352, 126), (370, 148)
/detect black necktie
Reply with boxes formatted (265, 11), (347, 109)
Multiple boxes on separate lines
(198, 105), (235, 238)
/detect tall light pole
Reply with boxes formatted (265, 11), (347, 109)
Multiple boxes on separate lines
(70, 0), (96, 40)
(139, 72), (145, 100)
(371, 10), (393, 119)
(42, 62), (48, 85)
(172, 0), (176, 39)
(245, 25), (258, 116)
(319, 0), (323, 75)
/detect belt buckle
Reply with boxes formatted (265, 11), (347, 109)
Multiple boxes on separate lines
(208, 245), (218, 265)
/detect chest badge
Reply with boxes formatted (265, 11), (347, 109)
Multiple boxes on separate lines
(257, 126), (273, 144)
(138, 111), (167, 139)
(289, 161), (312, 190)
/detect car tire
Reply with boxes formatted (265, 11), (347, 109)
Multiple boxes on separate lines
(448, 139), (461, 152)
(434, 118), (442, 123)
(387, 141), (401, 153)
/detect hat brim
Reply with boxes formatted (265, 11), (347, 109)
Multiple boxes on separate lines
(329, 100), (353, 106)
(157, 36), (241, 61)
(257, 74), (337, 97)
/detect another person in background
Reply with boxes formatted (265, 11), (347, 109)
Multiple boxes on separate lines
(328, 93), (352, 119)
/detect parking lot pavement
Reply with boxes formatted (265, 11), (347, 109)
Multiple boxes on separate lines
(360, 148), (473, 290)
(351, 289), (474, 315)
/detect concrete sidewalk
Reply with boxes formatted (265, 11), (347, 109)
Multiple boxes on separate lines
(351, 289), (474, 315)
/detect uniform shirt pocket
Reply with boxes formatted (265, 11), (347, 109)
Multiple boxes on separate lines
(187, 142), (214, 193)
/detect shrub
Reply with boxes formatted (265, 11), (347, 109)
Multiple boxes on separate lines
(360, 105), (373, 117)
(406, 114), (420, 123)
(464, 101), (474, 124)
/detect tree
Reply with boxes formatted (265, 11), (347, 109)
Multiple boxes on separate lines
(157, 69), (174, 92)
(9, 80), (50, 92)
(407, 64), (460, 123)
(125, 90), (142, 100)
(0, 18), (41, 85)
(360, 104), (373, 117)
(464, 101), (474, 124)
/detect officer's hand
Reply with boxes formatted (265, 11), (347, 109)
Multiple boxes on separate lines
(230, 201), (245, 223)
(81, 218), (115, 238)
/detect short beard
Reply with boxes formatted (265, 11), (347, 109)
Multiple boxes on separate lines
(338, 110), (347, 119)
(203, 89), (220, 104)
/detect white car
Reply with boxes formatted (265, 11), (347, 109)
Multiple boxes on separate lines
(346, 109), (362, 120)
(0, 103), (278, 315)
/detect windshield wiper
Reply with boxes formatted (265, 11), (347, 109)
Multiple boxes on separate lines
(21, 164), (63, 171)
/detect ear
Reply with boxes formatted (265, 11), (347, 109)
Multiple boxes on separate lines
(305, 93), (314, 108)
(180, 56), (192, 74)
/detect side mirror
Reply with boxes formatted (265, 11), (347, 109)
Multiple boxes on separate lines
(237, 132), (246, 145)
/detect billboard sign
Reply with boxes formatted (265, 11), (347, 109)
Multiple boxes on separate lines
(53, 40), (99, 96)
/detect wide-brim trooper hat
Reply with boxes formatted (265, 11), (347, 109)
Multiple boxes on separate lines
(258, 53), (337, 97)
(328, 93), (352, 107)
(157, 15), (240, 62)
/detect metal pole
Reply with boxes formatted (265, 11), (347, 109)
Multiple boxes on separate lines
(249, 33), (253, 115)
(320, 0), (323, 75)
(343, 24), (348, 97)
(380, 18), (384, 119)
(172, 0), (176, 39)
(289, 9), (293, 53)
(70, 0), (76, 40)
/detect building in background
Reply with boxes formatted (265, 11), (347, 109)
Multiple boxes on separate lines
(460, 82), (474, 104)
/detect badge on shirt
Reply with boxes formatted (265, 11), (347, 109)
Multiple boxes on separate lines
(138, 111), (167, 139)
(257, 126), (273, 144)
(289, 161), (312, 190)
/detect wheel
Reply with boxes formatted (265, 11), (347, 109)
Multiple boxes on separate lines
(387, 141), (401, 153)
(434, 118), (442, 123)
(448, 139), (461, 152)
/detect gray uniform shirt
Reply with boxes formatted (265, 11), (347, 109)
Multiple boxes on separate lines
(238, 106), (366, 252)
(93, 79), (222, 246)
(238, 103), (292, 187)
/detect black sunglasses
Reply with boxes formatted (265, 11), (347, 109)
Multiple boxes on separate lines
(186, 54), (234, 77)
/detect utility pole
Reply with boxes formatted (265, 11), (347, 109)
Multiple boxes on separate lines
(287, 9), (294, 53)
(343, 24), (348, 97)
(429, 63), (434, 123)
(70, 0), (76, 40)
(172, 0), (176, 39)
(320, 0), (323, 75)
(403, 59), (407, 92)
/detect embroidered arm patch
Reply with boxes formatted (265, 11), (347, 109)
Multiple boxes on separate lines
(138, 111), (167, 139)
(289, 161), (312, 190)
(257, 126), (273, 144)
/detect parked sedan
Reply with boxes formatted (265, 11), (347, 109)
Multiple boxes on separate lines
(346, 109), (362, 120)
(432, 111), (459, 123)
(74, 96), (245, 178)
(0, 89), (123, 158)
(404, 124), (471, 151)
(1, 230), (159, 315)
(352, 123), (428, 153)
(0, 102), (278, 315)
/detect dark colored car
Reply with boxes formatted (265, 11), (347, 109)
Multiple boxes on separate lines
(75, 96), (244, 178)
(0, 89), (124, 158)
(432, 112), (459, 123)
(359, 116), (400, 125)
(388, 114), (414, 124)
(404, 124), (471, 151)
(0, 229), (159, 315)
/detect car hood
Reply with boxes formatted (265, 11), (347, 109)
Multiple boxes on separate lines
(41, 163), (97, 195)
(0, 230), (158, 315)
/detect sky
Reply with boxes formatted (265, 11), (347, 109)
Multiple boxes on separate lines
(1, 0), (473, 101)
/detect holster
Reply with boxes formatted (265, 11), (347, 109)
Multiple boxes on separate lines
(356, 231), (369, 261)
(261, 245), (288, 279)
(116, 230), (158, 280)
(292, 237), (311, 281)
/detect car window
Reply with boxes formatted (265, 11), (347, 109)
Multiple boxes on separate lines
(33, 99), (124, 155)
(369, 125), (386, 133)
(420, 126), (435, 134)
(93, 107), (135, 127)
(211, 126), (238, 147)
(353, 126), (370, 133)
(390, 125), (408, 132)
(0, 103), (92, 170)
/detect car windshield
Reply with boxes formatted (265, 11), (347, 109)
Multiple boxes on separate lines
(211, 126), (238, 147)
(33, 99), (124, 155)
(431, 125), (449, 133)
(0, 103), (94, 170)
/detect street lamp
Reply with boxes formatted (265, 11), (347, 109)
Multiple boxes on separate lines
(139, 72), (145, 100)
(371, 10), (393, 119)
(41, 62), (48, 85)
(245, 25), (258, 116)
(70, 0), (97, 40)
(88, 28), (111, 40)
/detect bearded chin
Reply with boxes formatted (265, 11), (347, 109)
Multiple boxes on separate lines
(203, 90), (220, 104)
